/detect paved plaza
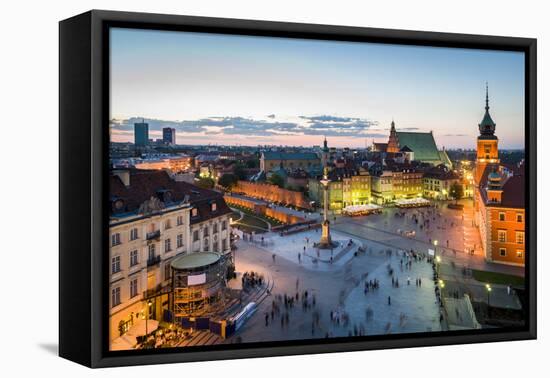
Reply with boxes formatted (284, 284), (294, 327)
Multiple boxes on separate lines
(222, 198), (525, 344)
(231, 230), (443, 344)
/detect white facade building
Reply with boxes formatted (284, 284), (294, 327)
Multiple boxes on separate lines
(108, 170), (232, 345)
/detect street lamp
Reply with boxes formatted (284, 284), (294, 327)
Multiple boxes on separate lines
(438, 279), (445, 289)
(485, 284), (492, 312)
(435, 255), (441, 276)
(146, 300), (153, 336)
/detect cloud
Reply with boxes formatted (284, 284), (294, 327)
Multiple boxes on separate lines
(111, 114), (381, 139)
(398, 127), (420, 131)
(442, 133), (468, 137)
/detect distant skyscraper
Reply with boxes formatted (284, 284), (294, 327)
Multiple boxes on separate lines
(163, 127), (176, 145)
(134, 120), (149, 146)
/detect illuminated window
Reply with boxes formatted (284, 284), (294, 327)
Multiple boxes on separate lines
(517, 250), (524, 258)
(499, 212), (505, 221)
(516, 231), (524, 245)
(191, 208), (198, 217)
(497, 230), (507, 243)
(499, 248), (506, 257)
(211, 203), (217, 212)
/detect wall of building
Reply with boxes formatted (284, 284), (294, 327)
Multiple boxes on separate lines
(232, 180), (312, 209)
(224, 195), (305, 224)
(108, 204), (231, 344)
(487, 207), (525, 266)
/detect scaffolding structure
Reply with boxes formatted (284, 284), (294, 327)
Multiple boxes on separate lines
(171, 252), (227, 320)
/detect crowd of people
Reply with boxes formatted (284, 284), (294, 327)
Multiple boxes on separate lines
(241, 271), (265, 290)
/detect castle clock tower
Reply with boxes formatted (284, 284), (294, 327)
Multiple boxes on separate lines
(475, 83), (499, 185)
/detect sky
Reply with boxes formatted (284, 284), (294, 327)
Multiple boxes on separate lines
(109, 27), (525, 149)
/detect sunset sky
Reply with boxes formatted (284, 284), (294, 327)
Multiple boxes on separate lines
(109, 27), (525, 149)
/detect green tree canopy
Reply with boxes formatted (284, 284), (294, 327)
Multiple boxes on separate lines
(233, 164), (247, 180)
(268, 173), (285, 188)
(195, 177), (215, 189)
(450, 182), (464, 202)
(218, 173), (239, 189)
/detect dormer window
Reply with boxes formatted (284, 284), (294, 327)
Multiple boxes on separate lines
(191, 208), (198, 217)
(211, 202), (217, 212)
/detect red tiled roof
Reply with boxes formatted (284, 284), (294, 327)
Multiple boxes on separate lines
(110, 169), (231, 224)
(478, 164), (525, 209)
(499, 175), (525, 208)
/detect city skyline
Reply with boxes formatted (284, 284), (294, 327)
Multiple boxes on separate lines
(110, 28), (526, 149)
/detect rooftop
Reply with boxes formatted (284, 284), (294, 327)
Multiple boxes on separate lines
(395, 131), (440, 161)
(171, 252), (221, 270)
(262, 151), (320, 161)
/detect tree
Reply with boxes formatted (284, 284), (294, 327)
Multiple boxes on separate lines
(246, 159), (260, 169)
(268, 173), (285, 188)
(450, 182), (464, 203)
(195, 177), (215, 189)
(218, 173), (238, 189)
(233, 164), (247, 180)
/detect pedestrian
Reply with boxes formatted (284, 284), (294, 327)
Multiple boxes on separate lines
(507, 285), (512, 295)
(388, 296), (391, 305)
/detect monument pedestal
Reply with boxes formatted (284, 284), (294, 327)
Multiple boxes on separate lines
(314, 219), (338, 249)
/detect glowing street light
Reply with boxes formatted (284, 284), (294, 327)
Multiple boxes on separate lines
(146, 300), (153, 336)
(485, 284), (492, 308)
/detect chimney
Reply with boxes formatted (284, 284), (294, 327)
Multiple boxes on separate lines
(112, 169), (130, 187)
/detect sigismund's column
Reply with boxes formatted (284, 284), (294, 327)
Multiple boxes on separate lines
(319, 167), (332, 246)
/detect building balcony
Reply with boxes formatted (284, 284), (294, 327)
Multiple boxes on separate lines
(143, 283), (171, 299)
(146, 230), (161, 240)
(147, 254), (161, 267)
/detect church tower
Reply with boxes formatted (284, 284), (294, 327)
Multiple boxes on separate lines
(475, 83), (499, 185)
(387, 119), (400, 153)
(321, 136), (330, 168)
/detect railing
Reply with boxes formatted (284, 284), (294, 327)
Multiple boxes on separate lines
(147, 255), (161, 267)
(146, 230), (161, 240)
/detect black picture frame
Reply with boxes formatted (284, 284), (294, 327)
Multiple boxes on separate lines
(59, 9), (537, 368)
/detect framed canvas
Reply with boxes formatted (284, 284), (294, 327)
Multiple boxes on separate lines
(59, 10), (537, 368)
